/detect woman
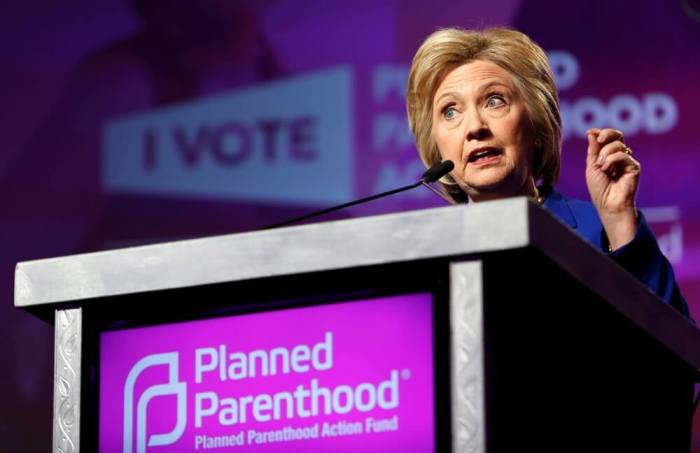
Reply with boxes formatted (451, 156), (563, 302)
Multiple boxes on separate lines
(407, 27), (690, 318)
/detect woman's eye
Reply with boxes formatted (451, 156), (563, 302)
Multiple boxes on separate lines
(443, 106), (457, 120)
(486, 95), (506, 108)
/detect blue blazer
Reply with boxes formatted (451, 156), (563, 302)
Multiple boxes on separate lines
(542, 189), (690, 319)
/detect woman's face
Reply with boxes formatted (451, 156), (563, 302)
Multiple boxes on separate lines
(431, 60), (537, 202)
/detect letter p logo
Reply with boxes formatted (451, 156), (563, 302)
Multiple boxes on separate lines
(123, 352), (186, 453)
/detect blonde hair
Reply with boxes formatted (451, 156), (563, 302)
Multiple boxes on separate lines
(406, 27), (562, 202)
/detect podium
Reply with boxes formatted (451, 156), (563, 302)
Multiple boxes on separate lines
(15, 197), (700, 452)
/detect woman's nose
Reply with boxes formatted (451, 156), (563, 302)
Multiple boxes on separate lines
(465, 106), (490, 141)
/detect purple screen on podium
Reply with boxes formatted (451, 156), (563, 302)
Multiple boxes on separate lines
(98, 293), (435, 452)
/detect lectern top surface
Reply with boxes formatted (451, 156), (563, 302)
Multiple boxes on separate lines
(15, 197), (530, 307)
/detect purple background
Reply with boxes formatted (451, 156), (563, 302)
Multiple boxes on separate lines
(100, 294), (434, 452)
(3, 1), (700, 450)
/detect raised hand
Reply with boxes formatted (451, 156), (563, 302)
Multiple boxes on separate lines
(585, 128), (641, 251)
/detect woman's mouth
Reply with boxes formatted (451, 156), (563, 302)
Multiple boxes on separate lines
(467, 148), (503, 166)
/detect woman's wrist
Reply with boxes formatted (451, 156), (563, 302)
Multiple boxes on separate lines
(599, 208), (638, 251)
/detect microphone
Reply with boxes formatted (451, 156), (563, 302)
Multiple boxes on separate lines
(421, 159), (454, 183)
(264, 160), (454, 229)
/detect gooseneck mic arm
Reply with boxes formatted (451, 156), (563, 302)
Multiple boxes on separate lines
(264, 160), (454, 230)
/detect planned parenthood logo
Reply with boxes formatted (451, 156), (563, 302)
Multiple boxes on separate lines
(123, 353), (186, 453)
(100, 294), (435, 452)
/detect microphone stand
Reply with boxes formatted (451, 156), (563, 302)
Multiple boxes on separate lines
(264, 181), (423, 230)
(264, 160), (455, 230)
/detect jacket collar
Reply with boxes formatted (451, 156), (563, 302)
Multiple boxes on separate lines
(542, 188), (577, 229)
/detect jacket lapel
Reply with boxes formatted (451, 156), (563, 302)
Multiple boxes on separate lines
(543, 189), (578, 229)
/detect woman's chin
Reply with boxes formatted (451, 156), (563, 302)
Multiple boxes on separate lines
(463, 176), (510, 196)
(462, 175), (527, 201)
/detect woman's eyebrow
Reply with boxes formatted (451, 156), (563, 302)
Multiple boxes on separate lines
(434, 91), (460, 105)
(476, 80), (512, 93)
(434, 81), (512, 106)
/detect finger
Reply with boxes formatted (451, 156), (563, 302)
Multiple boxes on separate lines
(596, 128), (624, 145)
(599, 150), (640, 175)
(595, 140), (628, 167)
(586, 129), (602, 165)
